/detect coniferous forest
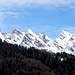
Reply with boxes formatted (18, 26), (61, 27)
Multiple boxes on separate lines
(0, 39), (75, 75)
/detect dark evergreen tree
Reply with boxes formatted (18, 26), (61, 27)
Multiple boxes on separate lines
(0, 39), (75, 75)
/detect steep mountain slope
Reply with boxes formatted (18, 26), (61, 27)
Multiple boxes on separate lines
(49, 30), (72, 53)
(0, 29), (75, 55)
(0, 30), (5, 41)
(0, 38), (75, 75)
(6, 29), (25, 45)
(0, 29), (53, 50)
(49, 30), (75, 55)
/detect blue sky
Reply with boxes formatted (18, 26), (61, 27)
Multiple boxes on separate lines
(0, 0), (75, 39)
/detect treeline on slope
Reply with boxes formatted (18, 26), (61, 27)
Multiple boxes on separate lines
(0, 39), (75, 75)
(0, 39), (55, 75)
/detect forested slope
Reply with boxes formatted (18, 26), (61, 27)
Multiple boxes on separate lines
(0, 39), (75, 75)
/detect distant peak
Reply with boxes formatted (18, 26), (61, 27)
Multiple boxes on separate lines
(13, 28), (20, 32)
(61, 30), (65, 32)
(61, 30), (66, 33)
(27, 29), (34, 34)
(60, 30), (71, 35)
(12, 28), (24, 35)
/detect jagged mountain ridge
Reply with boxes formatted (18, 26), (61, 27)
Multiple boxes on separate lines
(0, 29), (75, 55)
(0, 29), (53, 49)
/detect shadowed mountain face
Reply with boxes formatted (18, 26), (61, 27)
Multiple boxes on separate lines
(0, 29), (75, 55)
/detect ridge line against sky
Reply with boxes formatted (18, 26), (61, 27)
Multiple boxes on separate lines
(0, 0), (75, 39)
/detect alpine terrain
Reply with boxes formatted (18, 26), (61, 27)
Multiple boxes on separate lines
(0, 29), (75, 55)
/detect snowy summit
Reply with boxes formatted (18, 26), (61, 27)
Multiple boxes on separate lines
(0, 29), (75, 55)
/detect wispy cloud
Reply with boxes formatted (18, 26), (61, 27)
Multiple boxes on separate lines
(0, 0), (75, 39)
(0, 0), (75, 10)
(0, 10), (31, 28)
(0, 0), (75, 21)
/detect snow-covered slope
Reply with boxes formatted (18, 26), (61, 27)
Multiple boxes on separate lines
(0, 29), (75, 55)
(6, 29), (25, 45)
(49, 30), (72, 53)
(49, 30), (75, 55)
(21, 29), (53, 50)
(0, 30), (5, 41)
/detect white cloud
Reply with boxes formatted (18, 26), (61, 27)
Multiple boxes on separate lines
(0, 0), (75, 21)
(0, 0), (75, 10)
(0, 11), (20, 31)
(0, 0), (75, 34)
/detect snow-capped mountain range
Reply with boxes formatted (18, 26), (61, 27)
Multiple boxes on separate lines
(0, 29), (75, 55)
